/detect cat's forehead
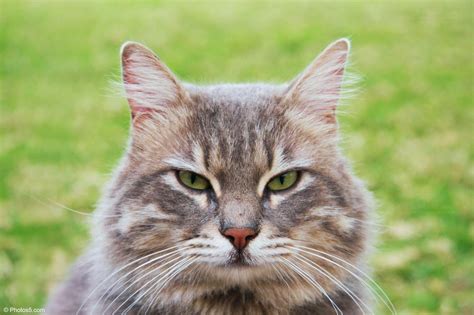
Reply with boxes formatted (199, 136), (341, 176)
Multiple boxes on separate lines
(185, 83), (285, 110)
(182, 84), (285, 183)
(136, 83), (323, 188)
(185, 83), (288, 148)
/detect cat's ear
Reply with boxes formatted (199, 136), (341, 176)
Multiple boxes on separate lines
(282, 38), (351, 126)
(120, 42), (189, 120)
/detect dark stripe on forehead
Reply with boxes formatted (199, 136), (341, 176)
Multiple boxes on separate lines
(201, 139), (210, 171)
(230, 130), (248, 164)
(264, 137), (275, 170)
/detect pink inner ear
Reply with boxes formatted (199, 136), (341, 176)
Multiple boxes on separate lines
(123, 72), (150, 121)
(123, 66), (143, 117)
(121, 49), (184, 120)
(319, 52), (347, 91)
(291, 50), (348, 126)
(123, 63), (162, 119)
(320, 65), (344, 124)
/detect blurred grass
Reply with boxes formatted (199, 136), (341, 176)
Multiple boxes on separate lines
(0, 0), (472, 314)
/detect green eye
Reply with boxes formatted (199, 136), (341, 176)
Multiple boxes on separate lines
(178, 170), (210, 190)
(267, 171), (298, 191)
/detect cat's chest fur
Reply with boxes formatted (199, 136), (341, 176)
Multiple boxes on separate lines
(75, 256), (367, 315)
(88, 271), (365, 315)
(153, 286), (366, 315)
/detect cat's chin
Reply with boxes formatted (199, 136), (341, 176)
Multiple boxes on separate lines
(216, 267), (271, 284)
(199, 261), (277, 285)
(223, 259), (254, 269)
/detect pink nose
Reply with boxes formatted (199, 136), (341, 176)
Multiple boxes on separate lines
(222, 228), (258, 250)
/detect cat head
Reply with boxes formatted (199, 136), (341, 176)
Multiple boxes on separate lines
(94, 39), (372, 307)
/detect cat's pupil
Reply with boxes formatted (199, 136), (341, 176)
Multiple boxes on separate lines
(279, 175), (285, 185)
(190, 173), (197, 184)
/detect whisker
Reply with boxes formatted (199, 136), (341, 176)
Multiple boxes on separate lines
(30, 195), (174, 220)
(76, 246), (183, 315)
(293, 253), (370, 315)
(269, 263), (295, 312)
(116, 257), (195, 315)
(280, 257), (342, 315)
(279, 261), (303, 285)
(290, 245), (396, 315)
(141, 257), (197, 314)
(30, 196), (101, 217)
(92, 248), (187, 313)
(103, 254), (186, 314)
(125, 258), (192, 314)
(271, 263), (292, 290)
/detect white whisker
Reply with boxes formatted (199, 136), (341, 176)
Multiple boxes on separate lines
(142, 257), (197, 314)
(293, 253), (370, 315)
(291, 245), (396, 315)
(117, 257), (195, 315)
(92, 248), (187, 313)
(76, 246), (182, 315)
(102, 253), (186, 314)
(271, 264), (292, 290)
(30, 196), (174, 220)
(29, 196), (101, 217)
(281, 257), (342, 315)
(127, 258), (191, 314)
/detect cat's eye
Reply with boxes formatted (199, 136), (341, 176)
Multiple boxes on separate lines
(266, 171), (298, 192)
(177, 170), (210, 191)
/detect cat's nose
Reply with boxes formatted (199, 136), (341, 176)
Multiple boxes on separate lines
(222, 228), (258, 250)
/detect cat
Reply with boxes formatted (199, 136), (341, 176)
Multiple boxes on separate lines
(46, 38), (386, 315)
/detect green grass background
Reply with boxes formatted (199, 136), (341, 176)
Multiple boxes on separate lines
(1, 1), (472, 314)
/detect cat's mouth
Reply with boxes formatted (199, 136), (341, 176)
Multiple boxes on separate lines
(227, 250), (252, 266)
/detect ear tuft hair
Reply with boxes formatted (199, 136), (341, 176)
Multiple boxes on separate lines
(283, 38), (358, 126)
(120, 42), (188, 118)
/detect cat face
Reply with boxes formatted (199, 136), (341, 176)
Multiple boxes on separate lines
(95, 39), (372, 306)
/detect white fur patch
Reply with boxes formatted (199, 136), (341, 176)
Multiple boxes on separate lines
(247, 224), (294, 264)
(309, 206), (357, 233)
(116, 203), (177, 233)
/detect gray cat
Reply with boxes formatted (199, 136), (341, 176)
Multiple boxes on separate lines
(46, 39), (389, 315)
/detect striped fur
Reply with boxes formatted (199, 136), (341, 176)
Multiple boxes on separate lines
(47, 39), (377, 315)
